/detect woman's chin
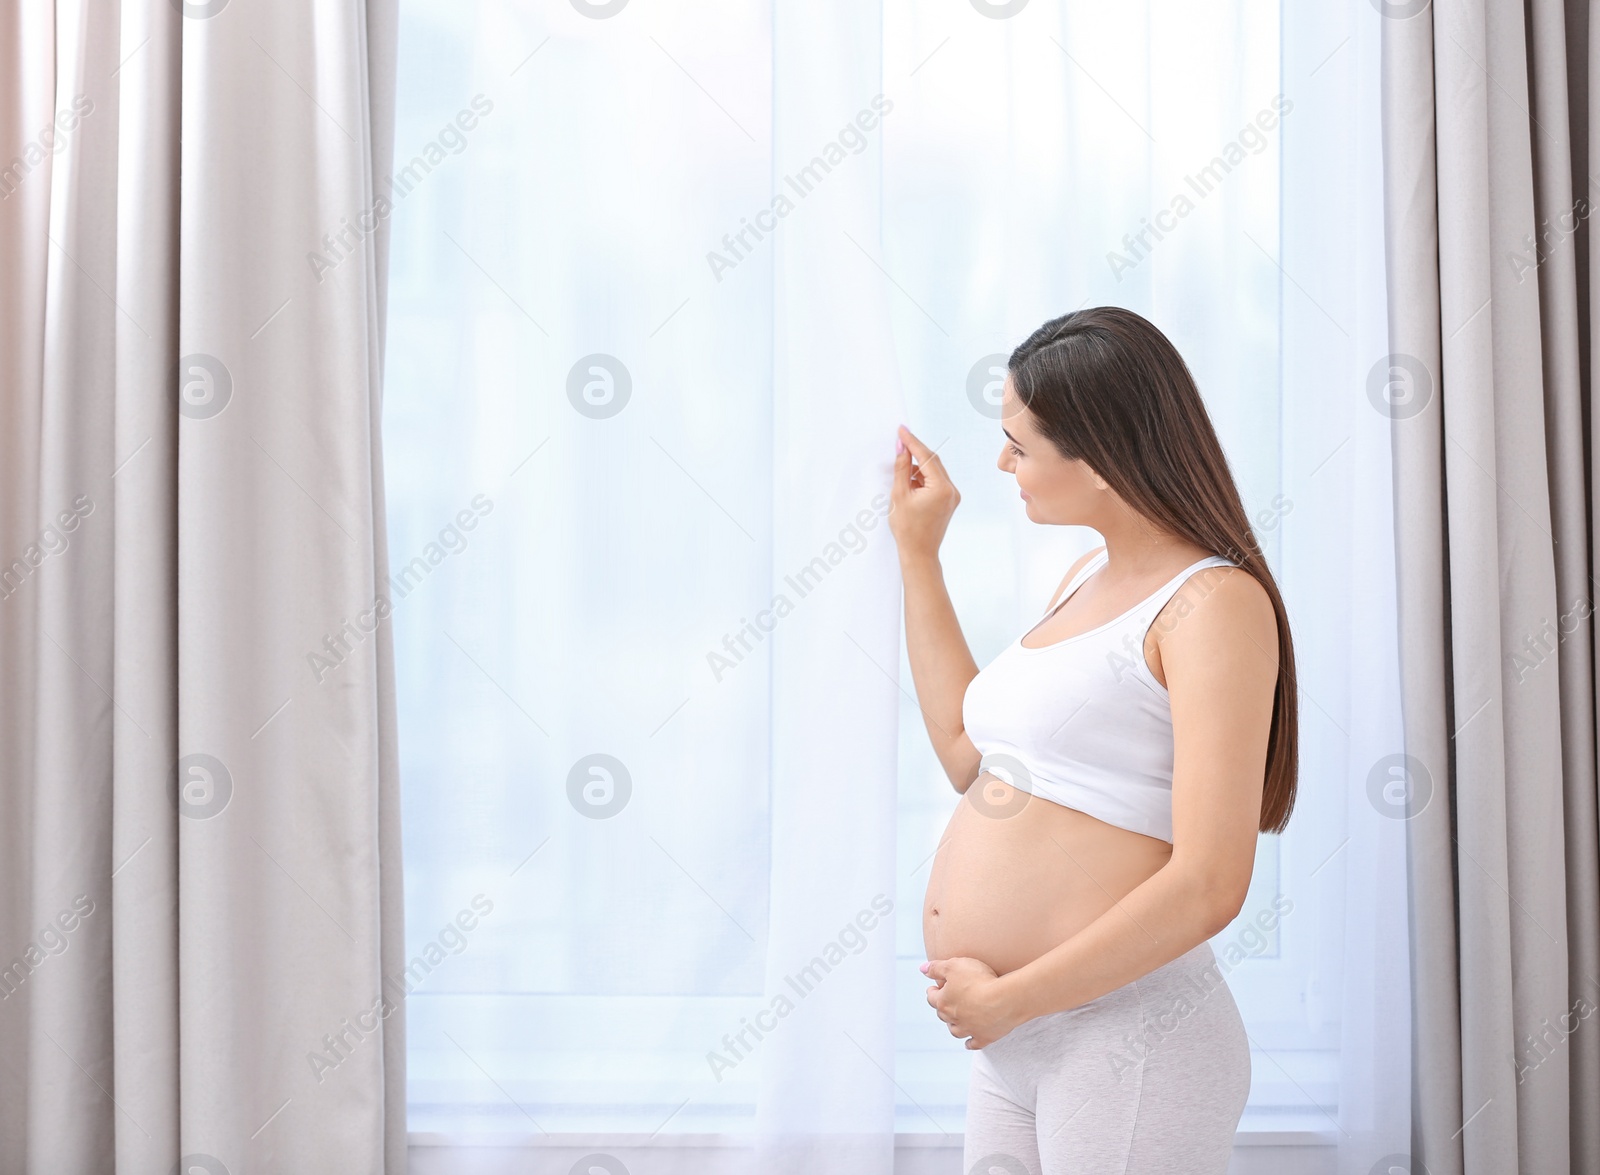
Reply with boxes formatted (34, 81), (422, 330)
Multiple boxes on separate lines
(1021, 498), (1066, 525)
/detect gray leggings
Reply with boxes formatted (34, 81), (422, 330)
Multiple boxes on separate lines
(963, 941), (1250, 1175)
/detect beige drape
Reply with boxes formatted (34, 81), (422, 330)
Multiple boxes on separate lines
(1381, 0), (1600, 1172)
(0, 1), (404, 1171)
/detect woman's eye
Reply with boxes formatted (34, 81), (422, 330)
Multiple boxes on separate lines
(1009, 445), (1023, 457)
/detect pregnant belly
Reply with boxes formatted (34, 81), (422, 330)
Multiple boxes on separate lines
(922, 772), (1173, 976)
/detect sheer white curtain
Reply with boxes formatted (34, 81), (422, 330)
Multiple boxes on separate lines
(1279, 3), (1411, 1171)
(387, 0), (1407, 1171)
(755, 4), (904, 1174)
(882, 2), (1408, 1169)
(390, 3), (904, 1167)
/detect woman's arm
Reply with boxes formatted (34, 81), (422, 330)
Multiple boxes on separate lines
(899, 553), (982, 790)
(890, 427), (983, 791)
(925, 565), (1279, 1045)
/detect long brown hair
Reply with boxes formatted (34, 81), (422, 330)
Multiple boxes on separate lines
(1008, 306), (1298, 833)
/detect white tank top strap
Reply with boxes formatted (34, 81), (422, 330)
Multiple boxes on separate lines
(1133, 555), (1240, 624)
(1043, 547), (1110, 617)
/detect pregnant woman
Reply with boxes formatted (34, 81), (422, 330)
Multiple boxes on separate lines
(890, 307), (1296, 1174)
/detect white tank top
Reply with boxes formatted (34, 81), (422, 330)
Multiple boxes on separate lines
(961, 548), (1238, 843)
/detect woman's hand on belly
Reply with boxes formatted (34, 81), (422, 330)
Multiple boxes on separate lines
(921, 956), (1025, 1049)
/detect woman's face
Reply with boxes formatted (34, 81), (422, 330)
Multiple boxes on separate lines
(996, 374), (1108, 525)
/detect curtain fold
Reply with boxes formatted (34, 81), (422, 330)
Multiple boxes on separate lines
(1529, 3), (1600, 1172)
(1281, 7), (1413, 1172)
(755, 1), (907, 1170)
(0, 1), (405, 1171)
(112, 2), (182, 1169)
(1381, 1), (1600, 1172)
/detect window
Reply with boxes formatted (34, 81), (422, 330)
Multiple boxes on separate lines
(387, 0), (1394, 1151)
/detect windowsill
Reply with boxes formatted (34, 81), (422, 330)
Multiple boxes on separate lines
(408, 1120), (1339, 1148)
